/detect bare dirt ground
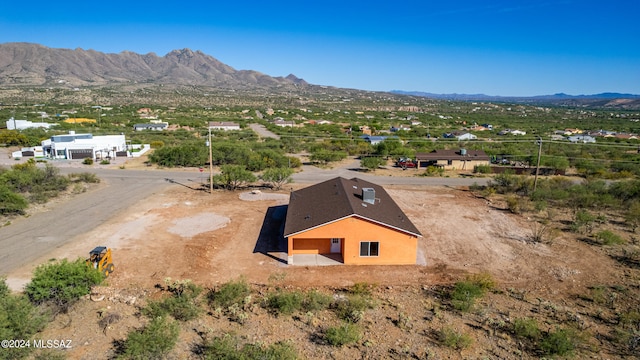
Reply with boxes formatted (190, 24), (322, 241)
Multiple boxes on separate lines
(7, 178), (630, 359)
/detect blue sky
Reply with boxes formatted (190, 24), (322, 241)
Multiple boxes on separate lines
(1, 0), (638, 96)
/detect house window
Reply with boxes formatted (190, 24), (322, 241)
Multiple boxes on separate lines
(360, 241), (379, 257)
(447, 159), (453, 166)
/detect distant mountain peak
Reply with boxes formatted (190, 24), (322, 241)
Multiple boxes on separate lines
(0, 42), (308, 89)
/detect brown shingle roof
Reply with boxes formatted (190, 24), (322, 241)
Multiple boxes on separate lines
(283, 177), (421, 238)
(415, 149), (489, 161)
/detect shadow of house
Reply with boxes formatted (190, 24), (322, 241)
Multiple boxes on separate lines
(253, 205), (288, 264)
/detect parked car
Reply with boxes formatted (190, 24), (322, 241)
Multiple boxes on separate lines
(396, 158), (417, 169)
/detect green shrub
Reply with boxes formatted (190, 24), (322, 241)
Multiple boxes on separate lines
(118, 316), (179, 359)
(82, 157), (94, 165)
(200, 334), (298, 360)
(208, 278), (251, 309)
(450, 273), (494, 312)
(333, 294), (373, 323)
(325, 322), (361, 347)
(267, 290), (303, 315)
(24, 258), (103, 312)
(438, 327), (473, 349)
(143, 279), (202, 321)
(513, 318), (541, 340)
(100, 159), (110, 165)
(474, 164), (492, 174)
(0, 279), (50, 360)
(595, 230), (626, 245)
(0, 184), (28, 215)
(421, 165), (444, 177)
(540, 327), (580, 356)
(302, 290), (332, 312)
(69, 172), (101, 184)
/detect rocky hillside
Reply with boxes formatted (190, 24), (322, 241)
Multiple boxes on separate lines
(0, 42), (307, 89)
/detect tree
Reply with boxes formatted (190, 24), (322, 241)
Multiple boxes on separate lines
(214, 165), (256, 190)
(360, 157), (385, 171)
(24, 259), (103, 312)
(625, 201), (640, 232)
(260, 167), (294, 190)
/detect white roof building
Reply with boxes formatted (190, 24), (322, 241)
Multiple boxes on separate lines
(41, 131), (128, 160)
(6, 118), (58, 130)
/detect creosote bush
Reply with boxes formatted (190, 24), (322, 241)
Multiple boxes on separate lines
(208, 277), (251, 309)
(117, 316), (179, 359)
(199, 333), (298, 359)
(143, 279), (202, 321)
(438, 326), (473, 350)
(450, 273), (495, 312)
(24, 258), (103, 313)
(325, 322), (361, 347)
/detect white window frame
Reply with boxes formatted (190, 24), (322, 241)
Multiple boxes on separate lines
(359, 241), (379, 257)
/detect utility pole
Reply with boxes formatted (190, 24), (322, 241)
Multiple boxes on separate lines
(533, 136), (542, 192)
(208, 125), (213, 194)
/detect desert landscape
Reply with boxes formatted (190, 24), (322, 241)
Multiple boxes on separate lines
(4, 161), (631, 358)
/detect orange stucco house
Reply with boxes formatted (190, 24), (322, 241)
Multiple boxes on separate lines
(283, 177), (422, 265)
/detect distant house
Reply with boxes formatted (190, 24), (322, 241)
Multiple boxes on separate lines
(415, 149), (490, 170)
(273, 119), (295, 127)
(455, 132), (477, 141)
(360, 135), (392, 145)
(510, 130), (527, 136)
(41, 131), (128, 160)
(390, 124), (411, 132)
(209, 121), (240, 131)
(6, 118), (58, 130)
(133, 123), (168, 131)
(568, 135), (596, 143)
(283, 177), (422, 265)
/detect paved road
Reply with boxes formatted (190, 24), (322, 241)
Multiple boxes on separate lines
(0, 161), (489, 276)
(0, 168), (203, 275)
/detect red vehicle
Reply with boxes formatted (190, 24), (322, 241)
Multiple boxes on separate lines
(396, 158), (417, 169)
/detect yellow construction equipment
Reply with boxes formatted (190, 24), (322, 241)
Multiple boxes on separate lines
(86, 246), (115, 277)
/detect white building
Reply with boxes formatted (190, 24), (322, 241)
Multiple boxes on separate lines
(568, 135), (596, 143)
(41, 131), (128, 160)
(209, 121), (241, 131)
(6, 118), (58, 130)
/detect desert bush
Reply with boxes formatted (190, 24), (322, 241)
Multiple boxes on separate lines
(143, 279), (202, 321)
(325, 322), (361, 347)
(360, 156), (385, 171)
(260, 167), (294, 190)
(301, 290), (332, 312)
(450, 273), (494, 312)
(474, 164), (492, 174)
(199, 334), (298, 360)
(0, 184), (28, 215)
(68, 172), (100, 183)
(513, 317), (541, 340)
(82, 157), (94, 165)
(333, 294), (374, 323)
(421, 165), (444, 177)
(117, 316), (179, 359)
(596, 230), (626, 245)
(438, 327), (473, 350)
(208, 278), (251, 309)
(0, 279), (49, 360)
(540, 327), (581, 356)
(24, 258), (103, 313)
(571, 209), (596, 234)
(266, 290), (303, 315)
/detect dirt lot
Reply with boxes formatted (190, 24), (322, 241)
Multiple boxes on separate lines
(7, 175), (633, 359)
(10, 180), (618, 293)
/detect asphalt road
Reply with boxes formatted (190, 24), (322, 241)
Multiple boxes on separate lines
(0, 163), (489, 276)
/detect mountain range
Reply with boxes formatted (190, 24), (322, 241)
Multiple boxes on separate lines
(391, 90), (640, 109)
(0, 43), (638, 109)
(0, 42), (307, 89)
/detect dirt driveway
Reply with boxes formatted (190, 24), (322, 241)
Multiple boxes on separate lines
(7, 181), (618, 298)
